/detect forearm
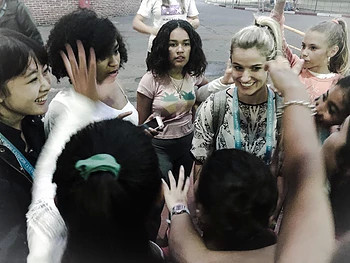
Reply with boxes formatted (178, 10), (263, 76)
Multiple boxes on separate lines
(132, 15), (157, 35)
(272, 0), (286, 18)
(276, 83), (334, 262)
(137, 92), (153, 124)
(169, 214), (275, 263)
(195, 77), (230, 102)
(169, 213), (208, 262)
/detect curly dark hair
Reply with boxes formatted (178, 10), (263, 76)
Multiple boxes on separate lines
(146, 19), (207, 78)
(196, 149), (277, 250)
(46, 9), (127, 81)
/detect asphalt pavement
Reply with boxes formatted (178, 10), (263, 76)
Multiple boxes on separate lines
(38, 0), (350, 105)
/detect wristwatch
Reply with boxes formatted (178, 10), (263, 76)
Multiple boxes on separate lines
(171, 204), (190, 218)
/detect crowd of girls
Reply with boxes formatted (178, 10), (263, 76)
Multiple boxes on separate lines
(1, 1), (350, 262)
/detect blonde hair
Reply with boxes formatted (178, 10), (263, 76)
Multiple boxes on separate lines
(230, 16), (282, 61)
(309, 18), (349, 75)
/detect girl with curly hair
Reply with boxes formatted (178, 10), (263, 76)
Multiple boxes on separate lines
(45, 9), (138, 133)
(137, 19), (208, 181)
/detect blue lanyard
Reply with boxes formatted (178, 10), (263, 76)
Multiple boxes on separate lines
(0, 132), (34, 178)
(232, 87), (275, 165)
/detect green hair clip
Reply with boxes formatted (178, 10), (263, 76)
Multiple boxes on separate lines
(75, 154), (121, 181)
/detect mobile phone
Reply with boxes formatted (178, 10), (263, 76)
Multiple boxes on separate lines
(141, 116), (164, 131)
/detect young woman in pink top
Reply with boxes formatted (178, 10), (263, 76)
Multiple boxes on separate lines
(137, 20), (208, 181)
(271, 0), (349, 101)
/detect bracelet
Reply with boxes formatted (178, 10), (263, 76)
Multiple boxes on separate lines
(171, 204), (190, 218)
(277, 100), (316, 118)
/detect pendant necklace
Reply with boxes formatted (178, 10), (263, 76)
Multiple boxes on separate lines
(171, 77), (185, 99)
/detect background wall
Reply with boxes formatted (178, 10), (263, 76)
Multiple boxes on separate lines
(22, 0), (141, 26)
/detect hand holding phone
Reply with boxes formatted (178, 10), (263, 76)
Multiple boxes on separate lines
(141, 116), (164, 131)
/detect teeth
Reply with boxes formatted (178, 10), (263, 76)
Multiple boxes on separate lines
(241, 82), (254, 87)
(35, 96), (47, 102)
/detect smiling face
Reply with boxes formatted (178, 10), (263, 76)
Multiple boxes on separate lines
(301, 30), (336, 74)
(323, 116), (350, 176)
(315, 85), (347, 128)
(231, 47), (268, 102)
(0, 57), (51, 125)
(96, 40), (120, 84)
(168, 27), (191, 71)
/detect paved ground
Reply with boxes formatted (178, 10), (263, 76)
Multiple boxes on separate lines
(38, 0), (350, 105)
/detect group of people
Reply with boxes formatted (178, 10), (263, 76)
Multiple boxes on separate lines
(1, 0), (350, 262)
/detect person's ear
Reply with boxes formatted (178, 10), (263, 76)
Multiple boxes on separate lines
(328, 45), (340, 59)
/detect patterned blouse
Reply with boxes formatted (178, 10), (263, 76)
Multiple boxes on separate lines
(191, 88), (280, 164)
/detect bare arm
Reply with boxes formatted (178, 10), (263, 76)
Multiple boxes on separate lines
(187, 15), (200, 29)
(266, 57), (335, 263)
(137, 92), (153, 125)
(169, 213), (275, 263)
(132, 14), (158, 36)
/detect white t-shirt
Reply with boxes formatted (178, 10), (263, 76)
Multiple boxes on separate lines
(137, 0), (199, 52)
(44, 88), (138, 135)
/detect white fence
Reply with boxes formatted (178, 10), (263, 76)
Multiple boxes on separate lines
(206, 0), (350, 14)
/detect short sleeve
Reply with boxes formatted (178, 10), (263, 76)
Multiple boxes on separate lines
(187, 0), (199, 17)
(137, 72), (157, 100)
(191, 94), (215, 163)
(137, 0), (155, 19)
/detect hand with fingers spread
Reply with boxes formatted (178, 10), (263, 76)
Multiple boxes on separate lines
(162, 166), (190, 211)
(60, 40), (99, 101)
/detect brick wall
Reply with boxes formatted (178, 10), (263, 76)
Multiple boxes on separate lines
(22, 0), (141, 26)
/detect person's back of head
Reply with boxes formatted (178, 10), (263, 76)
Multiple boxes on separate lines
(53, 118), (162, 263)
(196, 149), (277, 251)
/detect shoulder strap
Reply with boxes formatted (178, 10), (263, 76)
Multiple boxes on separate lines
(213, 89), (227, 140)
(275, 92), (283, 135)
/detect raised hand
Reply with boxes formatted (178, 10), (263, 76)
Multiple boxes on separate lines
(265, 56), (304, 96)
(60, 40), (99, 101)
(162, 166), (190, 211)
(221, 59), (234, 85)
